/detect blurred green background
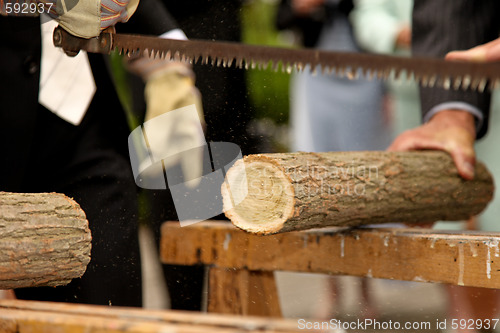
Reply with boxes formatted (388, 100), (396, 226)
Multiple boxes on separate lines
(241, 0), (292, 126)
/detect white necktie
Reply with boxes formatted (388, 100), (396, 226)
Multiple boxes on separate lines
(38, 17), (96, 125)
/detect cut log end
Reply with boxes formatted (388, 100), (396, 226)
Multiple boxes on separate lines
(222, 158), (295, 234)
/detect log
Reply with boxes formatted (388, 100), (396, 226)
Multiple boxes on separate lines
(0, 192), (91, 289)
(221, 151), (494, 234)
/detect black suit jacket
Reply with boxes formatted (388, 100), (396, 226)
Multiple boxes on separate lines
(412, 0), (500, 139)
(0, 0), (178, 190)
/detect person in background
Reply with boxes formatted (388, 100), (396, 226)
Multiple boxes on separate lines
(277, 0), (390, 319)
(1, 0), (203, 307)
(281, 0), (392, 153)
(0, 0), (142, 306)
(388, 1), (500, 331)
(350, 0), (420, 137)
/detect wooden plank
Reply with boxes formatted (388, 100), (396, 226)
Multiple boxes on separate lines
(161, 221), (500, 289)
(0, 300), (313, 333)
(207, 267), (282, 317)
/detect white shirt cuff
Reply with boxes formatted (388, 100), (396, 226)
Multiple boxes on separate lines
(424, 102), (484, 135)
(160, 29), (188, 41)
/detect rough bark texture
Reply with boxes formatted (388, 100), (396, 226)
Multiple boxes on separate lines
(0, 192), (91, 289)
(221, 151), (494, 234)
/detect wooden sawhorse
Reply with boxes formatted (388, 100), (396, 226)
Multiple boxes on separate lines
(160, 221), (500, 317)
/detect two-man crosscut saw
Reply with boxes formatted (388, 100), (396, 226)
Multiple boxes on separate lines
(53, 26), (500, 92)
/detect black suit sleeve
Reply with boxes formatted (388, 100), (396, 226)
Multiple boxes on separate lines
(412, 0), (500, 138)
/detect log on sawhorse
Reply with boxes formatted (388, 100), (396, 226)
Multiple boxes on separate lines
(0, 299), (317, 333)
(160, 221), (500, 317)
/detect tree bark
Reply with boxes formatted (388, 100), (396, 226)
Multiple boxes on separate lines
(221, 151), (494, 234)
(0, 192), (91, 289)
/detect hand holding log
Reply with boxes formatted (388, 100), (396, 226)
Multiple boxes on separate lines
(221, 151), (494, 234)
(0, 192), (91, 289)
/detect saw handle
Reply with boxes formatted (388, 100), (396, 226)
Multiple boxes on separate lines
(53, 26), (114, 57)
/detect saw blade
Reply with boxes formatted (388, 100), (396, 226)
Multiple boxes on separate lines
(54, 26), (500, 92)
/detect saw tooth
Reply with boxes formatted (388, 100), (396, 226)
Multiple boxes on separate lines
(322, 66), (330, 76)
(251, 60), (257, 70)
(311, 65), (319, 76)
(413, 75), (421, 87)
(382, 68), (391, 80)
(478, 78), (488, 93)
(491, 79), (500, 91)
(364, 68), (374, 80)
(286, 63), (294, 74)
(393, 69), (402, 81)
(236, 58), (244, 69)
(428, 75), (437, 88)
(443, 76), (451, 90)
(346, 67), (355, 80)
(216, 57), (223, 67)
(272, 62), (280, 72)
(462, 75), (471, 90)
(452, 77), (462, 90)
(405, 71), (415, 84)
(471, 77), (481, 91)
(337, 67), (345, 78)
